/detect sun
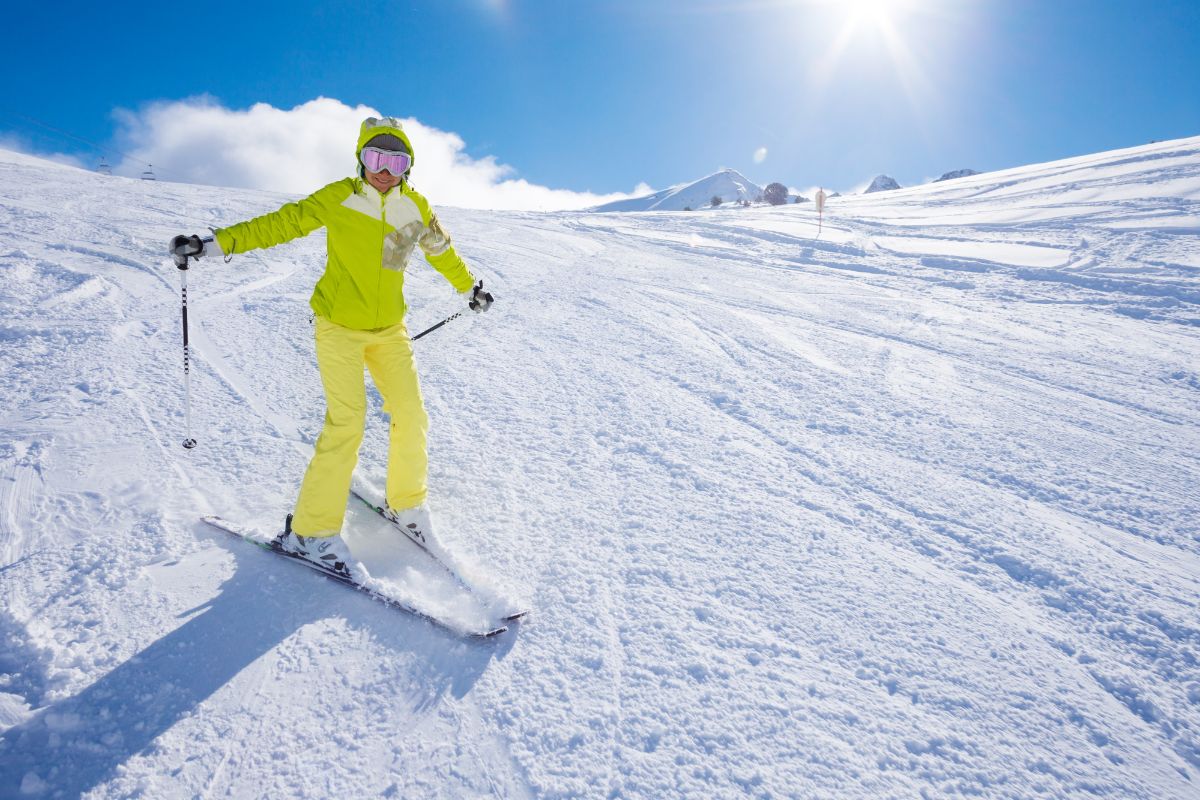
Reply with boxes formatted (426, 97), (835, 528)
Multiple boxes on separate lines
(836, 0), (930, 34)
(843, 0), (902, 26)
(813, 0), (913, 72)
(806, 0), (940, 121)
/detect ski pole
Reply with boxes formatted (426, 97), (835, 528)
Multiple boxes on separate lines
(171, 239), (199, 449)
(412, 281), (491, 341)
(411, 311), (464, 341)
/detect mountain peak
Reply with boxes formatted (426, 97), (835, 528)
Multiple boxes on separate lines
(590, 168), (764, 212)
(865, 174), (901, 193)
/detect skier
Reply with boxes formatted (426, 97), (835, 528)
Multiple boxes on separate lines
(170, 116), (492, 580)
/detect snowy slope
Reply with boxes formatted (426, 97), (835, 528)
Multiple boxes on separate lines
(1, 134), (1199, 799)
(590, 168), (764, 212)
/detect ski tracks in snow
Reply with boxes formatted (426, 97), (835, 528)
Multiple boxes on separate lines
(3, 140), (1200, 797)
(548, 189), (1200, 795)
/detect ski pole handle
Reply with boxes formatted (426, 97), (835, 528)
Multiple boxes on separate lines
(171, 234), (203, 268)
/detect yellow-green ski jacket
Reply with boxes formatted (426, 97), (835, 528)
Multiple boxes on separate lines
(213, 120), (475, 330)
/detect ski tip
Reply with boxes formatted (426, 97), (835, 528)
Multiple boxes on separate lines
(502, 610), (531, 623)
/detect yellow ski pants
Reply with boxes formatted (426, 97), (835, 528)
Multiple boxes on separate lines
(291, 316), (428, 536)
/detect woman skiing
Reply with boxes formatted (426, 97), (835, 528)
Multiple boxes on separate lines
(170, 116), (492, 580)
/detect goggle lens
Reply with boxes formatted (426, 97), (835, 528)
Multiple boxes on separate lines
(361, 147), (412, 176)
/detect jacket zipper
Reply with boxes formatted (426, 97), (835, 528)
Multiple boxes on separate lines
(376, 189), (387, 328)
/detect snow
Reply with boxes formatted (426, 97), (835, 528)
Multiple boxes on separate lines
(1, 133), (1199, 798)
(870, 235), (1070, 268)
(935, 169), (981, 183)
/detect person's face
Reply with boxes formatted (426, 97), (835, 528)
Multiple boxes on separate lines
(365, 167), (402, 194)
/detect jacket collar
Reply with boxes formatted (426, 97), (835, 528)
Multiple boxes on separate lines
(356, 177), (406, 203)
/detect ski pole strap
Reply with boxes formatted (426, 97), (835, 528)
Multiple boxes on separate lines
(411, 311), (463, 341)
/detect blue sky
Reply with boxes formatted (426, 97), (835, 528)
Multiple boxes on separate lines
(2, 0), (1198, 206)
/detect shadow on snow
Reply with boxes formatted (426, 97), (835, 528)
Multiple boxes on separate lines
(0, 539), (513, 797)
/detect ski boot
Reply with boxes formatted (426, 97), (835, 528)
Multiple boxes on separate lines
(274, 514), (360, 580)
(383, 504), (443, 554)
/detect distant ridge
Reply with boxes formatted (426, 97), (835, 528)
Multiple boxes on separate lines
(935, 168), (980, 182)
(590, 168), (764, 212)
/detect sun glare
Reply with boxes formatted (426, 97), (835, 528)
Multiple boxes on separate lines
(809, 0), (936, 99)
(797, 0), (952, 147)
(843, 0), (900, 26)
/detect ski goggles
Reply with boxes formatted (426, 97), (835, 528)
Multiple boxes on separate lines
(361, 147), (412, 176)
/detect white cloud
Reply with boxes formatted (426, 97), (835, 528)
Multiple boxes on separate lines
(753, 146), (768, 164)
(110, 96), (645, 211)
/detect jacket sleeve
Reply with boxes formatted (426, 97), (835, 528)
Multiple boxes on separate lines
(407, 187), (475, 292)
(418, 213), (475, 292)
(213, 180), (348, 256)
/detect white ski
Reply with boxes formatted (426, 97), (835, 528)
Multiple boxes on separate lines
(349, 481), (530, 624)
(201, 515), (509, 638)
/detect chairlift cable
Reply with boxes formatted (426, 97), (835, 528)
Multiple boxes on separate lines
(0, 110), (182, 180)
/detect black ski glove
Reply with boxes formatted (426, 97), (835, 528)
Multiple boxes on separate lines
(465, 280), (494, 313)
(169, 234), (221, 262)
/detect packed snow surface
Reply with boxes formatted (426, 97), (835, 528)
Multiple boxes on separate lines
(1, 135), (1199, 798)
